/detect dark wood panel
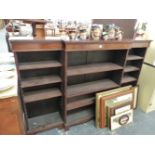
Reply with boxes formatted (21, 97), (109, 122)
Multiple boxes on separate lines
(66, 108), (94, 127)
(10, 39), (151, 52)
(66, 97), (95, 111)
(27, 112), (63, 134)
(127, 55), (143, 61)
(11, 40), (63, 52)
(122, 75), (137, 84)
(132, 41), (151, 48)
(24, 88), (62, 103)
(17, 51), (61, 63)
(21, 75), (61, 88)
(67, 63), (123, 76)
(68, 72), (111, 85)
(124, 66), (139, 72)
(68, 51), (87, 66)
(65, 41), (131, 52)
(26, 98), (61, 118)
(67, 79), (119, 98)
(128, 48), (147, 58)
(19, 60), (62, 70)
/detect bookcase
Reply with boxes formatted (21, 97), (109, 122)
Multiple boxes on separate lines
(10, 39), (151, 134)
(11, 40), (64, 134)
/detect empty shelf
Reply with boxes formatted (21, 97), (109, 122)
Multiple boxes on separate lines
(24, 88), (62, 103)
(67, 79), (119, 98)
(67, 63), (123, 76)
(66, 108), (94, 127)
(28, 112), (63, 134)
(19, 60), (62, 70)
(66, 97), (95, 111)
(21, 75), (62, 88)
(122, 75), (137, 84)
(124, 66), (139, 72)
(127, 55), (143, 61)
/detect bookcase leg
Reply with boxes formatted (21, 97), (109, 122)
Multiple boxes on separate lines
(64, 124), (69, 131)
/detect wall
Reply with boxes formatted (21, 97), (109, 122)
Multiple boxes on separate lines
(143, 19), (155, 64)
(138, 19), (155, 112)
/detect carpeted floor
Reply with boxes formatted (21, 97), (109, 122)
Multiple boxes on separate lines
(37, 108), (155, 135)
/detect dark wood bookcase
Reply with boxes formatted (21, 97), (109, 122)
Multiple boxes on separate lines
(10, 39), (151, 134)
(11, 41), (64, 134)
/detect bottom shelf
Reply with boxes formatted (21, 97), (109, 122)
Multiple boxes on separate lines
(27, 112), (63, 134)
(122, 75), (137, 84)
(66, 108), (94, 127)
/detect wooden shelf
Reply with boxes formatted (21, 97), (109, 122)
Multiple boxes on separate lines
(24, 88), (62, 103)
(66, 108), (94, 127)
(124, 66), (139, 72)
(67, 79), (119, 98)
(127, 55), (143, 61)
(19, 60), (62, 70)
(66, 97), (95, 111)
(21, 75), (61, 88)
(27, 112), (63, 134)
(122, 75), (137, 84)
(67, 63), (123, 76)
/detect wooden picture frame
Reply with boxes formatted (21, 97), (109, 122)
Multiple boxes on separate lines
(96, 85), (132, 128)
(99, 88), (134, 128)
(133, 85), (139, 109)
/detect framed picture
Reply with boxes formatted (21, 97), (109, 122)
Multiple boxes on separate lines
(110, 109), (133, 131)
(96, 85), (132, 128)
(133, 85), (139, 109)
(99, 88), (134, 128)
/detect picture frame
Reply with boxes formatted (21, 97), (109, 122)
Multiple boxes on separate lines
(99, 88), (134, 128)
(133, 85), (139, 109)
(96, 85), (132, 128)
(110, 109), (133, 131)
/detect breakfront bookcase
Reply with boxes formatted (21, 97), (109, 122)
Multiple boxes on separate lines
(10, 39), (151, 134)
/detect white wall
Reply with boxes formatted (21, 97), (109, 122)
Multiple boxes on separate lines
(138, 19), (155, 64)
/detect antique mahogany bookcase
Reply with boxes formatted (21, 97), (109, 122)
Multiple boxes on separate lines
(10, 39), (151, 134)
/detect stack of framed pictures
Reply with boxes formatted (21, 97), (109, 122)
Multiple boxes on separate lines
(96, 85), (138, 131)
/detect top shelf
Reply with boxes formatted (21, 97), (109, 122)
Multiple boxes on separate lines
(10, 40), (152, 52)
